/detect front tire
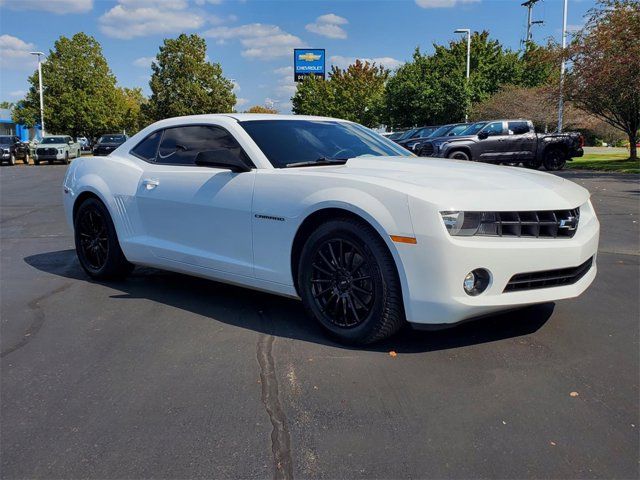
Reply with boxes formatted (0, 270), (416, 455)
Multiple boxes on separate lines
(298, 218), (405, 345)
(64, 152), (70, 164)
(74, 197), (133, 280)
(543, 148), (566, 171)
(447, 150), (470, 161)
(23, 153), (30, 165)
(9, 153), (16, 166)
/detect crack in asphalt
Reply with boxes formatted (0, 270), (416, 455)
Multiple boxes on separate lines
(1, 282), (73, 358)
(257, 312), (294, 480)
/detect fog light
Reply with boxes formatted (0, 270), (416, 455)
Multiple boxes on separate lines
(463, 268), (491, 296)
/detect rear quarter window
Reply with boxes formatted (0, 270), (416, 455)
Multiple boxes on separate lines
(130, 130), (162, 162)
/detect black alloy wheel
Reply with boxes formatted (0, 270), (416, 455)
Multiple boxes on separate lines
(543, 148), (566, 171)
(74, 198), (133, 279)
(298, 218), (405, 344)
(77, 206), (109, 271)
(309, 238), (375, 328)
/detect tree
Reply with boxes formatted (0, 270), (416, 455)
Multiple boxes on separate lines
(0, 101), (14, 110)
(245, 105), (278, 114)
(146, 34), (236, 121)
(12, 33), (123, 139)
(385, 32), (553, 128)
(565, 0), (640, 159)
(293, 60), (389, 127)
(116, 87), (149, 135)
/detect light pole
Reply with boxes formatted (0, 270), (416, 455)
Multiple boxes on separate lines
(29, 51), (46, 138)
(454, 29), (471, 122)
(557, 0), (568, 133)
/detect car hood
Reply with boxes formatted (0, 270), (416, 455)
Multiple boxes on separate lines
(324, 156), (589, 210)
(38, 143), (65, 147)
(0, 143), (11, 148)
(96, 142), (122, 147)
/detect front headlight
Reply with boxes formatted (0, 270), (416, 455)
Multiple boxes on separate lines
(2, 148), (9, 154)
(441, 211), (484, 236)
(58, 148), (64, 153)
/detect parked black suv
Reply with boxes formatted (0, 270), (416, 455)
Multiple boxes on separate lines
(394, 126), (439, 149)
(93, 134), (127, 156)
(418, 119), (584, 170)
(0, 135), (30, 166)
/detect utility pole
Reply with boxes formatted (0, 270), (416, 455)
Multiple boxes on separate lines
(29, 51), (46, 138)
(521, 0), (543, 45)
(557, 0), (568, 133)
(454, 28), (471, 122)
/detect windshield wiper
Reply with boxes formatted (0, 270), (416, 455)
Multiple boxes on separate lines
(285, 157), (349, 168)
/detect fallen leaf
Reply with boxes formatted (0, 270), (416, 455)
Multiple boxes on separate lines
(389, 351), (397, 357)
(570, 391), (579, 397)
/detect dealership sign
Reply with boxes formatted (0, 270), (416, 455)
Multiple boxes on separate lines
(294, 49), (325, 82)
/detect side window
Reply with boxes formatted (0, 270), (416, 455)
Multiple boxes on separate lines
(508, 121), (530, 135)
(156, 125), (246, 166)
(131, 130), (162, 162)
(482, 122), (504, 137)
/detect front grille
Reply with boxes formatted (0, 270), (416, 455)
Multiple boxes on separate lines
(474, 208), (580, 238)
(420, 143), (434, 156)
(504, 256), (593, 292)
(37, 147), (57, 155)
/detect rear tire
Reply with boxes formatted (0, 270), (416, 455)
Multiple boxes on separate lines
(543, 148), (566, 171)
(447, 150), (470, 161)
(74, 197), (133, 280)
(298, 217), (405, 345)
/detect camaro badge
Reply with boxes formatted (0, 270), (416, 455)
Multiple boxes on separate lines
(559, 216), (578, 230)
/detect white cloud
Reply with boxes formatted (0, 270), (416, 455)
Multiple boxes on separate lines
(306, 13), (348, 39)
(10, 90), (27, 98)
(415, 0), (479, 8)
(329, 55), (404, 70)
(132, 56), (154, 68)
(231, 80), (241, 92)
(0, 0), (92, 13)
(0, 35), (38, 70)
(235, 97), (249, 108)
(204, 23), (306, 59)
(273, 66), (293, 76)
(195, 0), (223, 4)
(99, 0), (205, 39)
(566, 24), (584, 33)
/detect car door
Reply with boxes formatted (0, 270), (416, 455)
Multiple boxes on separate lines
(134, 124), (256, 277)
(507, 121), (536, 161)
(476, 121), (507, 161)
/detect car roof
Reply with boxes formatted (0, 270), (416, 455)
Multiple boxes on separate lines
(158, 113), (351, 123)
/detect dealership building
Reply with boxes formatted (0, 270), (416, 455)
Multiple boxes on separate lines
(0, 108), (41, 141)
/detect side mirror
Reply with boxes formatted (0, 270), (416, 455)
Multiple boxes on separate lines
(478, 131), (489, 140)
(194, 149), (251, 172)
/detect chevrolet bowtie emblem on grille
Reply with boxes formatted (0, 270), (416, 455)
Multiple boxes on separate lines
(559, 216), (578, 230)
(298, 52), (321, 62)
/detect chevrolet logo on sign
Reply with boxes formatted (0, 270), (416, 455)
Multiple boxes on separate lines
(298, 52), (322, 62)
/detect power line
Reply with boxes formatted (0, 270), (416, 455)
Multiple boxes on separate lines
(521, 0), (544, 45)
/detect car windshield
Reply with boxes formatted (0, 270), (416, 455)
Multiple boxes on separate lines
(387, 132), (405, 140)
(460, 122), (487, 135)
(448, 124), (470, 135)
(429, 125), (455, 138)
(41, 137), (66, 144)
(396, 128), (418, 140)
(410, 127), (437, 139)
(98, 135), (126, 143)
(0, 136), (12, 143)
(240, 120), (412, 168)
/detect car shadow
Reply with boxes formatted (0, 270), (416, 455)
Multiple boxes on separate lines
(24, 249), (554, 354)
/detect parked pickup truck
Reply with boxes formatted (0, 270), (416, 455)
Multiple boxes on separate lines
(0, 135), (30, 165)
(34, 136), (81, 165)
(418, 119), (584, 170)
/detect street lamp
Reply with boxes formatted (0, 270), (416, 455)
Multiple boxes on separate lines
(29, 51), (46, 138)
(557, 0), (568, 133)
(454, 29), (471, 122)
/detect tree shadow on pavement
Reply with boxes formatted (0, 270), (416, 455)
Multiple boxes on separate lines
(24, 249), (554, 354)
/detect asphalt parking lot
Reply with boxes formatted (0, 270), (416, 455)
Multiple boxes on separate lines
(1, 165), (638, 479)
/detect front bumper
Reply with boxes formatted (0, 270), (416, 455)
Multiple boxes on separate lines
(398, 200), (600, 325)
(35, 152), (65, 160)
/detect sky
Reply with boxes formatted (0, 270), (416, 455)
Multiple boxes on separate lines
(0, 0), (597, 113)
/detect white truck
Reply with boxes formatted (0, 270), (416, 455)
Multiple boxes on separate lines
(34, 136), (81, 165)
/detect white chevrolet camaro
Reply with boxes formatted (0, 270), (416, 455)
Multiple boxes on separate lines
(62, 114), (599, 344)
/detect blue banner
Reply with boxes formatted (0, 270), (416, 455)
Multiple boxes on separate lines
(294, 49), (325, 82)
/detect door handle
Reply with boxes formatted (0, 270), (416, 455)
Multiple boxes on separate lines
(142, 178), (159, 190)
